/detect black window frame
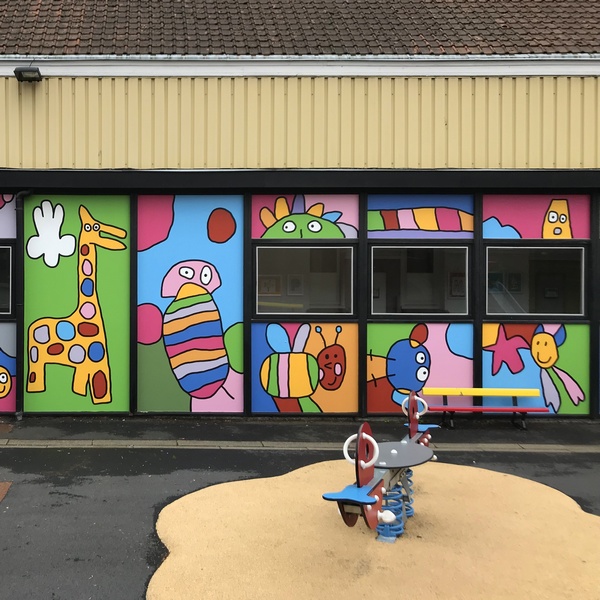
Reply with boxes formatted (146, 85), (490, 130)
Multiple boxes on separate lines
(0, 241), (14, 320)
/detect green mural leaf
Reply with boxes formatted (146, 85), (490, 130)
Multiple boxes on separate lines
(224, 322), (244, 373)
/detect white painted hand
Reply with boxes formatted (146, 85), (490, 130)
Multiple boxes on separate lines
(26, 200), (76, 267)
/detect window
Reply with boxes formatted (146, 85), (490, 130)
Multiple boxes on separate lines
(486, 247), (584, 315)
(256, 247), (353, 314)
(371, 246), (468, 314)
(0, 246), (12, 316)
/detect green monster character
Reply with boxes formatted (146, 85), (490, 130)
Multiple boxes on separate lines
(260, 195), (357, 239)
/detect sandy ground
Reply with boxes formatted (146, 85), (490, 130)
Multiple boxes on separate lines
(147, 460), (600, 600)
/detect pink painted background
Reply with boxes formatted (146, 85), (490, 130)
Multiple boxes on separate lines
(483, 194), (590, 239)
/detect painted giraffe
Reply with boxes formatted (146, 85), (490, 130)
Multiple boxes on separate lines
(26, 205), (127, 404)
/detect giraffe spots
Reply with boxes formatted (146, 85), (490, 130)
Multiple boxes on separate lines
(88, 342), (105, 362)
(29, 372), (36, 383)
(81, 244), (89, 256)
(82, 259), (93, 276)
(56, 321), (76, 341)
(78, 322), (99, 337)
(81, 278), (94, 297)
(68, 345), (86, 364)
(48, 343), (64, 355)
(80, 302), (96, 319)
(33, 325), (50, 344)
(30, 346), (38, 363)
(92, 370), (108, 399)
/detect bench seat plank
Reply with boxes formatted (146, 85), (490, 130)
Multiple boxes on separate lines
(422, 387), (540, 397)
(427, 406), (548, 413)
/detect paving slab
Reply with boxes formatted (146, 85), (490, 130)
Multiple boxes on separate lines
(0, 415), (598, 450)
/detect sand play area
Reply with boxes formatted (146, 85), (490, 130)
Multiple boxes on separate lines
(147, 459), (600, 600)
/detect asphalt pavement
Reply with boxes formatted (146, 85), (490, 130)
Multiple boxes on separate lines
(0, 414), (598, 600)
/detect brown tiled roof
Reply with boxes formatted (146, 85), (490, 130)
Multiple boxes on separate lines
(0, 0), (598, 57)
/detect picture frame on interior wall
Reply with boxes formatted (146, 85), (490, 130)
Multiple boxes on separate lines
(507, 272), (522, 293)
(449, 273), (465, 297)
(258, 275), (281, 296)
(287, 274), (304, 296)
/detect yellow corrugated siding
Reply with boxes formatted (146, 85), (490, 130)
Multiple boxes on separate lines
(1, 76), (599, 170)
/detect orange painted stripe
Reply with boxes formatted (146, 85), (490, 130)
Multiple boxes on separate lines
(163, 310), (220, 335)
(169, 348), (227, 369)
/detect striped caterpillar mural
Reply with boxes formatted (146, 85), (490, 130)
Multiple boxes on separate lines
(368, 208), (474, 234)
(161, 260), (229, 399)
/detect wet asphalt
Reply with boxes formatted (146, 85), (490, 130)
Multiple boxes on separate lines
(0, 415), (598, 600)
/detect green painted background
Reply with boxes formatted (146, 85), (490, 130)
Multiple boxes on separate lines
(23, 196), (130, 413)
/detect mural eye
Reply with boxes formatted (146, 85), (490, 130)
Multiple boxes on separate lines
(559, 214), (567, 223)
(93, 223), (100, 231)
(307, 220), (322, 233)
(0, 373), (7, 384)
(179, 266), (195, 280)
(84, 224), (92, 232)
(415, 351), (426, 364)
(282, 221), (296, 233)
(200, 266), (213, 285)
(548, 211), (558, 223)
(416, 366), (429, 382)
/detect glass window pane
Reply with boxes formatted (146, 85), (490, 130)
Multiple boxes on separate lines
(257, 247), (353, 314)
(0, 247), (10, 314)
(486, 247), (584, 315)
(372, 246), (468, 314)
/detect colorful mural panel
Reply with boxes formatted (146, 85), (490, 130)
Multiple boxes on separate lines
(0, 323), (16, 413)
(251, 322), (358, 413)
(251, 194), (359, 239)
(367, 322), (473, 413)
(137, 195), (244, 413)
(367, 195), (474, 239)
(23, 196), (130, 412)
(482, 323), (589, 415)
(0, 193), (16, 238)
(483, 195), (590, 239)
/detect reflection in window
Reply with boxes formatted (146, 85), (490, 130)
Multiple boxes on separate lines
(372, 247), (468, 314)
(0, 246), (11, 314)
(486, 247), (584, 315)
(256, 247), (353, 314)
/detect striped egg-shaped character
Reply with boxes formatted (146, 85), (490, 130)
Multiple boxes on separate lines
(162, 291), (228, 399)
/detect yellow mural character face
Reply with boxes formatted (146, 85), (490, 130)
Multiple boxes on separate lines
(531, 332), (559, 369)
(0, 366), (12, 398)
(542, 199), (572, 239)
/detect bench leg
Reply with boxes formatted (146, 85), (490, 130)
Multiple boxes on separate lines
(511, 412), (527, 430)
(441, 396), (455, 429)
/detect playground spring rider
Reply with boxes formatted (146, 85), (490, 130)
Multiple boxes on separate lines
(323, 391), (438, 542)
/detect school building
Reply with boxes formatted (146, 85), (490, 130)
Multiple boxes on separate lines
(0, 0), (599, 418)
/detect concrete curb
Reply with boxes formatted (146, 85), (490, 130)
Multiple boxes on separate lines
(1, 439), (600, 452)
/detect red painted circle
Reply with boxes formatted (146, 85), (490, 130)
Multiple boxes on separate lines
(207, 208), (236, 243)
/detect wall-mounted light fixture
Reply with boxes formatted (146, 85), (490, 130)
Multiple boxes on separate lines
(13, 66), (42, 83)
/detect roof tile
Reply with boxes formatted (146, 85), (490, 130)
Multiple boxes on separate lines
(0, 0), (599, 56)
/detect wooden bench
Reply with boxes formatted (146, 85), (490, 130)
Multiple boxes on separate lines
(421, 387), (548, 429)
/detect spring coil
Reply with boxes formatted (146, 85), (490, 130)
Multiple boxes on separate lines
(376, 489), (405, 540)
(403, 469), (415, 517)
